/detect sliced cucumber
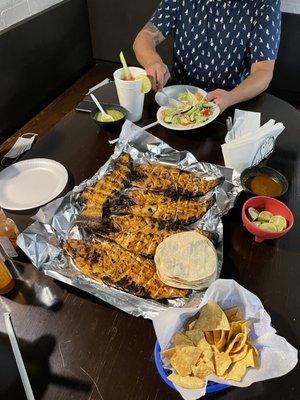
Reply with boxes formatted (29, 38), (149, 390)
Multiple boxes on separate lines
(164, 114), (173, 123)
(203, 101), (215, 108)
(179, 105), (193, 113)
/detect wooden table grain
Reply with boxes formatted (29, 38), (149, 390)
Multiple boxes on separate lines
(0, 78), (299, 400)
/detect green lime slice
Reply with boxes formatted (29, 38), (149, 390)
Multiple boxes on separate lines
(270, 215), (287, 232)
(135, 74), (152, 94)
(260, 222), (278, 232)
(252, 221), (262, 227)
(258, 211), (273, 222)
(248, 207), (259, 221)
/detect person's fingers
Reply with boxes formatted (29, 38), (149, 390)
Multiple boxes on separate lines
(156, 68), (166, 91)
(163, 69), (171, 86)
(146, 63), (170, 91)
(146, 66), (158, 91)
(205, 90), (219, 101)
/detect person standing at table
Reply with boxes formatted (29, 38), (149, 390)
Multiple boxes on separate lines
(133, 0), (281, 112)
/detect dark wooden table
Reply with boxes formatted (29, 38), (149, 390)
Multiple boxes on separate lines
(0, 80), (299, 400)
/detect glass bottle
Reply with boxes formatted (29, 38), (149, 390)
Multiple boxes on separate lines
(0, 208), (19, 257)
(0, 257), (15, 294)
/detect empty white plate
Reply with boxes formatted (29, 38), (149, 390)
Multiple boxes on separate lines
(0, 158), (68, 210)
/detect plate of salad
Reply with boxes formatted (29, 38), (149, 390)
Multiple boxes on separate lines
(156, 85), (220, 131)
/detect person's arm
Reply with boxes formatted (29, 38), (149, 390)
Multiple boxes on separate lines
(133, 22), (170, 91)
(206, 60), (275, 112)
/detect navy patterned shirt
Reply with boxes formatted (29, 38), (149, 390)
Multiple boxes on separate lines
(150, 0), (281, 90)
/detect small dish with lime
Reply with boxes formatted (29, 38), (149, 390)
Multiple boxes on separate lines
(241, 196), (294, 243)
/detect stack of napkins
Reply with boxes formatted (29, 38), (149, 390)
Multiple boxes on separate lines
(221, 109), (285, 173)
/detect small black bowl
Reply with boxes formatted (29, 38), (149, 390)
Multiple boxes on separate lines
(240, 165), (288, 197)
(90, 103), (127, 133)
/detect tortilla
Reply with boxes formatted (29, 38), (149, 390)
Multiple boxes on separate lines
(154, 232), (217, 289)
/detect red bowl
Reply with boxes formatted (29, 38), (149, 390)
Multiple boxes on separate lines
(242, 196), (294, 243)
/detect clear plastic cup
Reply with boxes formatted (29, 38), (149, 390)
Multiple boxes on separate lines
(113, 67), (146, 122)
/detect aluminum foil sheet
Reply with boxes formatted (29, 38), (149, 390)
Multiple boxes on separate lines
(18, 121), (242, 319)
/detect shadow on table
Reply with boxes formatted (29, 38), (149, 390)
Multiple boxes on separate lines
(0, 332), (91, 400)
(5, 261), (64, 312)
(55, 280), (126, 315)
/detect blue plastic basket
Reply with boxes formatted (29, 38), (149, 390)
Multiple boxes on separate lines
(154, 341), (230, 395)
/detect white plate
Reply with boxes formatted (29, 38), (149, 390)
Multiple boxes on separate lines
(155, 85), (220, 131)
(0, 158), (68, 210)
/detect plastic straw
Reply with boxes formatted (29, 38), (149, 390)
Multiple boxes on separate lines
(134, 120), (160, 133)
(3, 313), (35, 400)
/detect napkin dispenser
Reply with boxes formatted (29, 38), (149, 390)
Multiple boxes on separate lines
(221, 110), (285, 173)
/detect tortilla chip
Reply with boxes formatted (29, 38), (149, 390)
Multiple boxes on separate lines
(192, 361), (213, 379)
(212, 346), (232, 376)
(228, 321), (251, 342)
(194, 301), (230, 331)
(247, 341), (260, 367)
(225, 360), (247, 381)
(226, 325), (249, 355)
(230, 344), (248, 363)
(224, 307), (243, 322)
(212, 330), (228, 350)
(168, 373), (204, 389)
(188, 319), (197, 330)
(213, 330), (221, 345)
(204, 331), (214, 345)
(201, 356), (215, 374)
(243, 348), (256, 368)
(231, 328), (249, 354)
(173, 332), (194, 347)
(161, 347), (176, 360)
(185, 329), (205, 346)
(170, 346), (202, 376)
(225, 347), (256, 381)
(197, 338), (213, 359)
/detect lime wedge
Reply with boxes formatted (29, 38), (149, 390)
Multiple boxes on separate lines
(260, 222), (278, 232)
(258, 211), (273, 222)
(134, 74), (152, 94)
(252, 221), (262, 227)
(119, 51), (132, 80)
(270, 215), (287, 232)
(247, 207), (259, 221)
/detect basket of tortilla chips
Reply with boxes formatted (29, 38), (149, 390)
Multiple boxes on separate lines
(153, 279), (298, 400)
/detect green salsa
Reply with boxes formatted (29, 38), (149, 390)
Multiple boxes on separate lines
(96, 109), (124, 122)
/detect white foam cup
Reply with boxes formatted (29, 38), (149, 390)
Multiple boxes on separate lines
(113, 67), (146, 122)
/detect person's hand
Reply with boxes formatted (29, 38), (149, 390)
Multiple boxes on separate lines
(145, 62), (170, 91)
(206, 89), (234, 113)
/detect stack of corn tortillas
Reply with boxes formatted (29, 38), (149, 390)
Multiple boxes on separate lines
(154, 231), (218, 289)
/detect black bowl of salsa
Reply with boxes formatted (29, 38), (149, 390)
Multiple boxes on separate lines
(90, 103), (128, 133)
(240, 166), (288, 198)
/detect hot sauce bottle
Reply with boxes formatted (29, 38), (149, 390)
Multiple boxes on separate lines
(0, 257), (14, 294)
(0, 207), (19, 258)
